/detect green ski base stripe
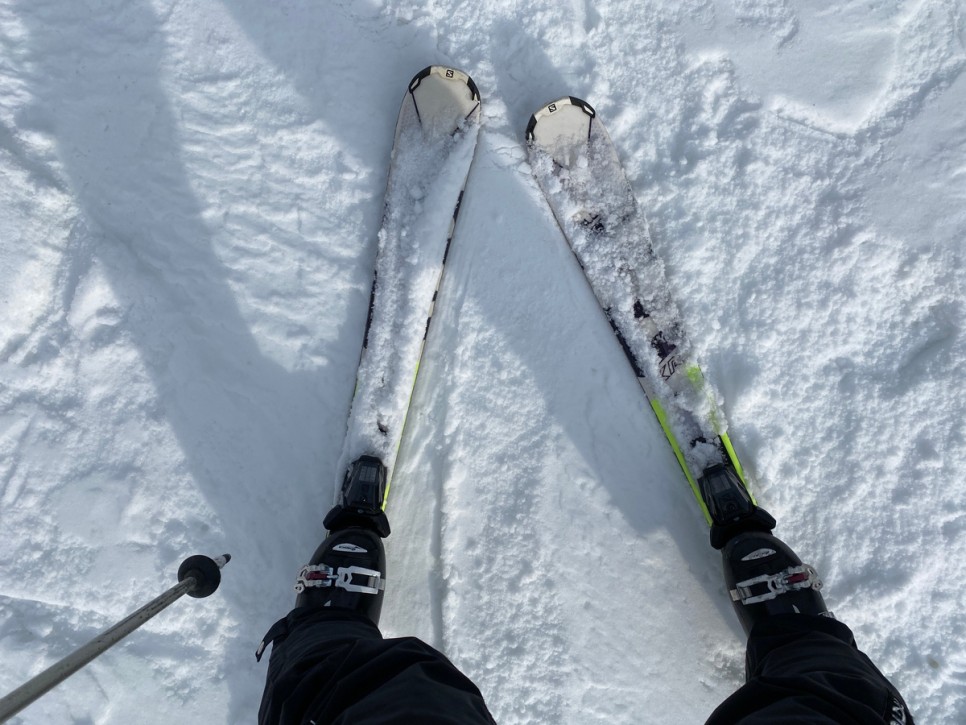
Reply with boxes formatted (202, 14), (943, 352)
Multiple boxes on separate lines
(649, 398), (713, 526)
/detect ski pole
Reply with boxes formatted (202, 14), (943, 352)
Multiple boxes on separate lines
(0, 553), (230, 723)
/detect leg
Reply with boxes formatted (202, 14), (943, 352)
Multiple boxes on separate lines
(700, 466), (913, 722)
(707, 525), (913, 723)
(707, 614), (914, 724)
(257, 456), (495, 724)
(258, 608), (494, 724)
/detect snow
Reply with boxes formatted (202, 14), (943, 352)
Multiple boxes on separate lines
(0, 0), (963, 723)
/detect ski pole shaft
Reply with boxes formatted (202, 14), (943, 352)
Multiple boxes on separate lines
(0, 553), (230, 723)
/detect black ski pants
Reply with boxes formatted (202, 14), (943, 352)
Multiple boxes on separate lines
(707, 613), (914, 724)
(258, 609), (912, 724)
(257, 607), (496, 724)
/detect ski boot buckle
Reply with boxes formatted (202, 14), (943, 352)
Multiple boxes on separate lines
(295, 564), (385, 596)
(730, 564), (822, 605)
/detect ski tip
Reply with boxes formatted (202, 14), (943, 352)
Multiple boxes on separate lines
(525, 96), (596, 143)
(406, 65), (481, 135)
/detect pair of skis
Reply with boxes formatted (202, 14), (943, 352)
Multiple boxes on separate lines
(333, 66), (757, 536)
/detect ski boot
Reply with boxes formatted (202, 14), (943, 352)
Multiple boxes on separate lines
(722, 530), (829, 636)
(294, 455), (390, 625)
(699, 463), (828, 634)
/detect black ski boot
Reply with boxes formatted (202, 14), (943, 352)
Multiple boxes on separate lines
(722, 531), (829, 636)
(698, 463), (828, 634)
(294, 455), (390, 625)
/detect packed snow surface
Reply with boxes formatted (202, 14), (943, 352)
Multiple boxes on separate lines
(1, 1), (964, 723)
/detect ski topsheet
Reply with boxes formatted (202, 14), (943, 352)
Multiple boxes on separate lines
(336, 67), (481, 510)
(525, 97), (751, 524)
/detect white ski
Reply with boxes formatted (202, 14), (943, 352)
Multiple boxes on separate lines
(336, 66), (481, 508)
(526, 97), (751, 524)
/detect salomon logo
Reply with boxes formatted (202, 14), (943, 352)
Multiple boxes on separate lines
(741, 548), (776, 562)
(333, 544), (368, 554)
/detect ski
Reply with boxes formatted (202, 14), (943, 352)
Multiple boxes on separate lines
(525, 97), (751, 525)
(334, 66), (481, 518)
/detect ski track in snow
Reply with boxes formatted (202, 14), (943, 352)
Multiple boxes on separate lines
(0, 0), (964, 722)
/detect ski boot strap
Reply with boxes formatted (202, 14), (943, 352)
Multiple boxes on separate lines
(730, 564), (823, 605)
(294, 563), (385, 596)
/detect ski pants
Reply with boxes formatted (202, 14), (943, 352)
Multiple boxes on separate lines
(258, 609), (911, 724)
(257, 607), (496, 724)
(706, 614), (914, 724)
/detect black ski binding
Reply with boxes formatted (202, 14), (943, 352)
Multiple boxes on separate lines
(699, 463), (777, 550)
(323, 455), (391, 538)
